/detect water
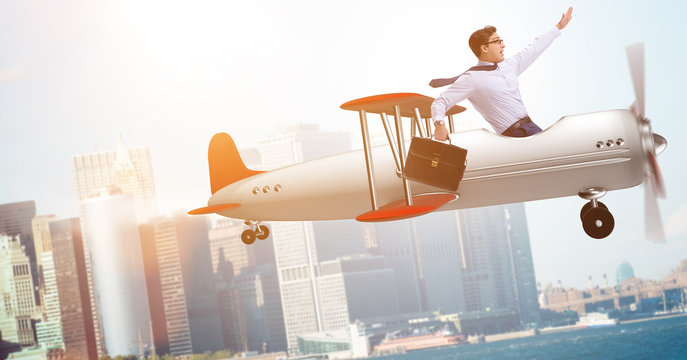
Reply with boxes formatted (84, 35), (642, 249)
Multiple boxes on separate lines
(371, 316), (687, 360)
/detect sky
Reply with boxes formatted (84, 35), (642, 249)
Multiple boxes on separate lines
(1, 0), (686, 290)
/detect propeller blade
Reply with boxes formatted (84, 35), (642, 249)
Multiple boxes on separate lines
(644, 175), (666, 243)
(626, 43), (645, 119)
(648, 151), (666, 198)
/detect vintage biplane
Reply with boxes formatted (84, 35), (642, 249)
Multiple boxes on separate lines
(190, 43), (667, 245)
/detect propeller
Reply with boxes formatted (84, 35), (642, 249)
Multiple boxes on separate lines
(626, 43), (667, 243)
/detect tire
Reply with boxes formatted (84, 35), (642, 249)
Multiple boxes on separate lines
(582, 207), (615, 239)
(241, 230), (256, 245)
(256, 225), (270, 240)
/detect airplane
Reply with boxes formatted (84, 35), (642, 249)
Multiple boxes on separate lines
(189, 43), (667, 245)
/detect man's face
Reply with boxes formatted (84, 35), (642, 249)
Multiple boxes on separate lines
(481, 32), (505, 63)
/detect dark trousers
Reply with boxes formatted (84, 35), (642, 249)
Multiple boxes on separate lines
(502, 121), (542, 137)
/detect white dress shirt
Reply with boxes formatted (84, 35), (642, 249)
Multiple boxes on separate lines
(431, 27), (562, 134)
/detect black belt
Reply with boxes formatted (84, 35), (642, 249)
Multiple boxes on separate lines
(502, 116), (532, 136)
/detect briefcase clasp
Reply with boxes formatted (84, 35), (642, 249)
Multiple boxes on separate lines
(431, 153), (440, 168)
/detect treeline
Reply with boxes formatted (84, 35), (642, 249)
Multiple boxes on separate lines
(98, 349), (234, 360)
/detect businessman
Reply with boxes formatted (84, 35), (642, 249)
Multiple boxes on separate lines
(431, 7), (573, 139)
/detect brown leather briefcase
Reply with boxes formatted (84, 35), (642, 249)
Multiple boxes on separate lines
(402, 137), (468, 191)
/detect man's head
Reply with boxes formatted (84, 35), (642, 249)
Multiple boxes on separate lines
(469, 26), (505, 63)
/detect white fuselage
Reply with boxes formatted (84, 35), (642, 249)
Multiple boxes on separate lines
(209, 109), (645, 221)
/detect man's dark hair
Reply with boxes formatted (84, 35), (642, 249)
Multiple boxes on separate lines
(469, 26), (497, 57)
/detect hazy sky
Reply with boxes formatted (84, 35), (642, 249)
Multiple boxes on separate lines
(1, 0), (686, 289)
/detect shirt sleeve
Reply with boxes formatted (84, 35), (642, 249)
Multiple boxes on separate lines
(511, 27), (561, 76)
(431, 75), (475, 122)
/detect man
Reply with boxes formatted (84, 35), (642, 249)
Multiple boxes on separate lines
(432, 7), (573, 140)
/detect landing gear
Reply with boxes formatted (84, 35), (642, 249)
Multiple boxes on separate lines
(582, 207), (615, 239)
(579, 187), (614, 239)
(241, 229), (256, 245)
(579, 201), (608, 221)
(241, 221), (270, 245)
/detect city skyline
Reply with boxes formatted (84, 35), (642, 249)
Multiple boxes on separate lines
(1, 163), (686, 359)
(1, 0), (686, 296)
(1, 127), (681, 291)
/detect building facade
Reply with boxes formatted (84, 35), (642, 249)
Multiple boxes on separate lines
(80, 188), (151, 357)
(228, 264), (286, 353)
(30, 214), (60, 309)
(0, 234), (38, 346)
(71, 137), (157, 225)
(318, 255), (400, 322)
(257, 124), (356, 354)
(139, 214), (224, 357)
(72, 137), (158, 356)
(48, 218), (97, 360)
(34, 251), (63, 350)
(0, 201), (39, 308)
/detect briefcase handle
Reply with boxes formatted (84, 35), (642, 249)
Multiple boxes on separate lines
(431, 135), (452, 145)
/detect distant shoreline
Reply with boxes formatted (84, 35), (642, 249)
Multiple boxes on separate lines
(619, 312), (687, 325)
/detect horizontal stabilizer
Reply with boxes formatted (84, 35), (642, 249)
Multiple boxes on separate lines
(188, 203), (241, 215)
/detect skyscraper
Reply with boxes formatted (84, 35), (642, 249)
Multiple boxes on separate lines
(318, 255), (400, 321)
(35, 250), (63, 350)
(208, 218), (281, 353)
(411, 211), (466, 315)
(256, 124), (358, 354)
(456, 203), (540, 325)
(72, 137), (158, 356)
(71, 137), (157, 225)
(373, 203), (539, 326)
(228, 264), (286, 353)
(373, 220), (423, 313)
(80, 187), (151, 357)
(0, 234), (38, 346)
(208, 218), (275, 277)
(139, 214), (224, 357)
(457, 205), (517, 312)
(47, 218), (97, 360)
(31, 214), (60, 314)
(504, 203), (540, 325)
(0, 201), (39, 307)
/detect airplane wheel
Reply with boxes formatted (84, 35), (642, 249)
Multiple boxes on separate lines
(241, 230), (256, 245)
(582, 207), (615, 239)
(580, 201), (608, 221)
(256, 225), (270, 240)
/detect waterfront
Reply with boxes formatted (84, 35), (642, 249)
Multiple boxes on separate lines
(371, 316), (687, 360)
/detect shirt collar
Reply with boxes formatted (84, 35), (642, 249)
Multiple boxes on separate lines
(477, 60), (498, 67)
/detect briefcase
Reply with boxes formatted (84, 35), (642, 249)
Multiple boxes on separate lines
(402, 137), (468, 191)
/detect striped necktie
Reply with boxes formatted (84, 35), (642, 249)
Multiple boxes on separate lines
(429, 63), (498, 88)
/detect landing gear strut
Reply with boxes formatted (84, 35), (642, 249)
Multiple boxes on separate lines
(579, 188), (614, 239)
(241, 221), (270, 245)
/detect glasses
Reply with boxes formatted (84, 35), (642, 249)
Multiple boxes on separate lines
(485, 39), (504, 46)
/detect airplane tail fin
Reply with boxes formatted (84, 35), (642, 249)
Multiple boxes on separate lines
(208, 132), (263, 194)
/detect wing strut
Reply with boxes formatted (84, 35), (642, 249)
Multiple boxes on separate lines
(394, 104), (414, 206)
(358, 109), (379, 211)
(340, 93), (464, 221)
(381, 112), (402, 174)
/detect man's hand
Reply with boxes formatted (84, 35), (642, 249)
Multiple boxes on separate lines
(556, 7), (573, 30)
(433, 124), (449, 141)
